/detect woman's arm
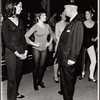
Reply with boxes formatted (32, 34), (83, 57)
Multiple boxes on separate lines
(25, 25), (40, 47)
(2, 21), (16, 53)
(55, 23), (60, 42)
(2, 21), (26, 60)
(21, 27), (28, 58)
(94, 36), (98, 41)
(91, 36), (98, 42)
(21, 20), (28, 50)
(25, 25), (35, 44)
(45, 24), (54, 47)
(54, 23), (60, 52)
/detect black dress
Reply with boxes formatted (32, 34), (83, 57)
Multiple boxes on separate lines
(83, 22), (97, 49)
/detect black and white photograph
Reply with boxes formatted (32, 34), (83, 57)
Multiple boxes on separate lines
(1, 0), (99, 100)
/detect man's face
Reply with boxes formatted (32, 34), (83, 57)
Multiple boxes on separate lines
(64, 5), (71, 17)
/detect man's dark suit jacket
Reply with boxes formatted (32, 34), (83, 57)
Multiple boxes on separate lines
(56, 14), (84, 66)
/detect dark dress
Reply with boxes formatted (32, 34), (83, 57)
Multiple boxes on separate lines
(83, 22), (97, 49)
(2, 18), (27, 100)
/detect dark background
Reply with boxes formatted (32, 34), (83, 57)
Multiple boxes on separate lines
(1, 0), (97, 18)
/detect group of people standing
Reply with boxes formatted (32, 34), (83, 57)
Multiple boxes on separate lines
(1, 0), (97, 100)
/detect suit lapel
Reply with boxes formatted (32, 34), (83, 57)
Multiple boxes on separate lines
(60, 14), (78, 41)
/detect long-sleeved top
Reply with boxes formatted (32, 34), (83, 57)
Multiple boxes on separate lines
(2, 18), (27, 53)
(25, 23), (54, 51)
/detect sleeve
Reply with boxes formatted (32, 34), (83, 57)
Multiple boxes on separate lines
(48, 24), (54, 38)
(68, 21), (84, 62)
(21, 20), (27, 50)
(25, 25), (36, 43)
(2, 21), (16, 53)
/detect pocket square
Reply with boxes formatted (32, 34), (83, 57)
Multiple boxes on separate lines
(67, 30), (70, 32)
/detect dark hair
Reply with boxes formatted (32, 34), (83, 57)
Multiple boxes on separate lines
(4, 0), (21, 18)
(34, 9), (46, 22)
(85, 6), (95, 15)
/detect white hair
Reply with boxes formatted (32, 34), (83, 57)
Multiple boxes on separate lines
(68, 5), (78, 11)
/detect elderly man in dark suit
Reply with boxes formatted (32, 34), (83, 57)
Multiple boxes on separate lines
(56, 1), (84, 100)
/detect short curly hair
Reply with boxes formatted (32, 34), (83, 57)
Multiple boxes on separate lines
(4, 0), (21, 18)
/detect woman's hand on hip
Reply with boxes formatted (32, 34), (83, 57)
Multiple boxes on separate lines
(45, 42), (51, 47)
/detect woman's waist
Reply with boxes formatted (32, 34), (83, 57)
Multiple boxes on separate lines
(11, 42), (24, 47)
(34, 41), (47, 45)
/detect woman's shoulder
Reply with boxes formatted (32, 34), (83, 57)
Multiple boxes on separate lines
(45, 23), (50, 26)
(33, 24), (40, 29)
(18, 18), (24, 24)
(2, 18), (9, 25)
(56, 21), (61, 25)
(55, 21), (62, 27)
(45, 23), (51, 28)
(84, 20), (87, 24)
(29, 24), (37, 31)
(3, 18), (8, 22)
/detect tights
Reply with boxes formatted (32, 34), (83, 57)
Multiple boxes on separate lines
(32, 48), (47, 87)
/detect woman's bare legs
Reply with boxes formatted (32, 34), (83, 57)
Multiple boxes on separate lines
(87, 45), (96, 79)
(53, 58), (59, 82)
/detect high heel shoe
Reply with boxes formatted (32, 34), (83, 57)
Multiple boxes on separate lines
(37, 82), (46, 88)
(17, 94), (25, 98)
(78, 74), (85, 80)
(53, 77), (59, 83)
(88, 77), (97, 83)
(17, 92), (25, 98)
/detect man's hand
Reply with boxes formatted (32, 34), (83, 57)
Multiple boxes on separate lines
(67, 60), (75, 65)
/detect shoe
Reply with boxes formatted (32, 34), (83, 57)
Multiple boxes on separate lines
(54, 79), (59, 83)
(17, 94), (25, 99)
(78, 74), (85, 80)
(58, 91), (63, 95)
(53, 77), (59, 83)
(34, 85), (38, 90)
(88, 77), (97, 83)
(37, 82), (46, 88)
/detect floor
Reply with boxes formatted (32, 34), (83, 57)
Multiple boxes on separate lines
(1, 65), (98, 100)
